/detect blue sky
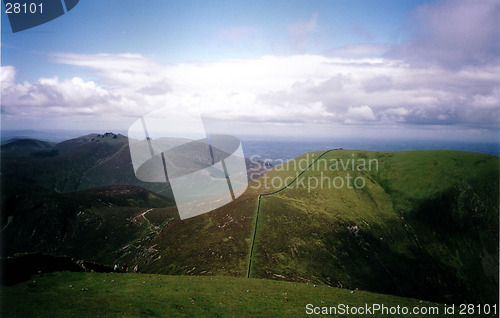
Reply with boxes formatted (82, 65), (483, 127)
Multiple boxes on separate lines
(1, 0), (499, 142)
(2, 0), (423, 80)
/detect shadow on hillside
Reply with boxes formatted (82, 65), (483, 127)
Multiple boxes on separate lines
(1, 253), (113, 286)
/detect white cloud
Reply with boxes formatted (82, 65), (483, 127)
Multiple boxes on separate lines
(380, 107), (409, 123)
(1, 65), (16, 85)
(1, 51), (499, 138)
(345, 105), (376, 123)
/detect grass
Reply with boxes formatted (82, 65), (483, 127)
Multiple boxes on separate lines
(142, 194), (259, 277)
(124, 149), (498, 305)
(2, 185), (176, 265)
(1, 271), (475, 318)
(250, 149), (499, 304)
(3, 148), (498, 316)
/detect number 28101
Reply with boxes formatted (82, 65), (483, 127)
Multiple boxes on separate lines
(5, 2), (43, 14)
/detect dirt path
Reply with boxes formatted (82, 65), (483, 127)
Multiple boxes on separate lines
(140, 209), (154, 224)
(133, 208), (161, 234)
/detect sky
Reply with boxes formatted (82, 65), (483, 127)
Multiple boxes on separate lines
(1, 0), (499, 143)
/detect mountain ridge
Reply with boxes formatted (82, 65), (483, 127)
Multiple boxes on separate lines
(1, 132), (271, 197)
(1, 135), (498, 304)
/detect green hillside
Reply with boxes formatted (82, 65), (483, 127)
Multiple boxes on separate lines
(3, 271), (476, 318)
(0, 133), (268, 198)
(0, 138), (56, 158)
(2, 146), (498, 310)
(133, 149), (498, 305)
(249, 150), (498, 303)
(1, 133), (269, 267)
(1, 133), (133, 193)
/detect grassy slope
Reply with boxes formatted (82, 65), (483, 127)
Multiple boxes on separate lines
(1, 271), (469, 318)
(250, 150), (498, 303)
(0, 133), (173, 196)
(0, 139), (56, 158)
(77, 143), (175, 197)
(2, 149), (498, 317)
(1, 185), (177, 265)
(132, 149), (498, 304)
(138, 189), (261, 277)
(1, 134), (130, 193)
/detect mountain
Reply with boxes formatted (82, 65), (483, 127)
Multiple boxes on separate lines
(128, 149), (498, 304)
(52, 133), (100, 154)
(1, 133), (138, 194)
(1, 132), (270, 197)
(1, 132), (270, 263)
(1, 135), (498, 305)
(0, 139), (56, 158)
(249, 150), (498, 304)
(1, 184), (177, 264)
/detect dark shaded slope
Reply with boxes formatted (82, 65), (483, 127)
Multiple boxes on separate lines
(1, 133), (130, 193)
(1, 139), (55, 158)
(1, 133), (268, 197)
(1, 184), (177, 265)
(53, 133), (99, 154)
(78, 143), (174, 197)
(1, 253), (112, 286)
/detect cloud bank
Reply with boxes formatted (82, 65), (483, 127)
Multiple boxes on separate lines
(2, 53), (498, 138)
(1, 0), (499, 141)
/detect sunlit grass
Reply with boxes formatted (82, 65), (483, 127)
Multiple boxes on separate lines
(2, 271), (461, 318)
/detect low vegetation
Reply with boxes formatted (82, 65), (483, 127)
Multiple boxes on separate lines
(2, 134), (498, 316)
(2, 271), (474, 318)
(251, 150), (498, 304)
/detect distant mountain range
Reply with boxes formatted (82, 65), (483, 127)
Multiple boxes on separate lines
(1, 132), (269, 264)
(1, 134), (498, 305)
(1, 132), (270, 195)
